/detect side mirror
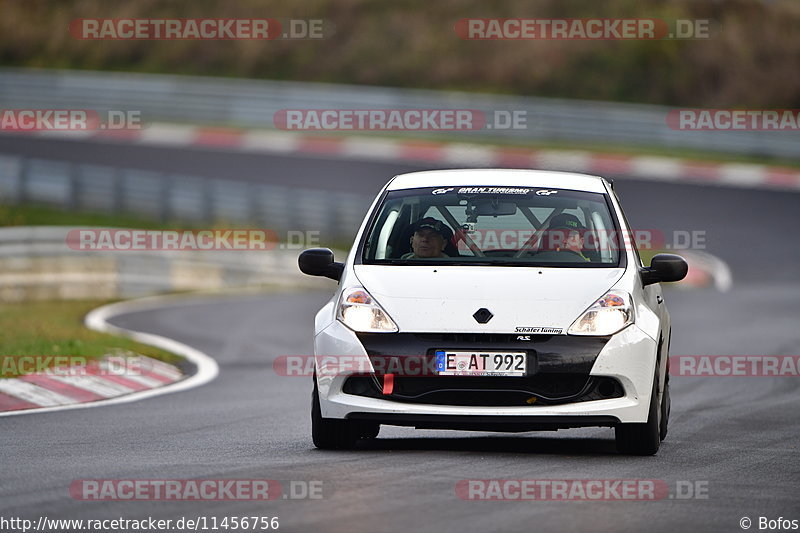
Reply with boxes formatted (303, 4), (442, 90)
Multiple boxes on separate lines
(641, 253), (688, 286)
(298, 248), (344, 281)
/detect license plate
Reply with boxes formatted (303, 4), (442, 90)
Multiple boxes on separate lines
(434, 350), (527, 376)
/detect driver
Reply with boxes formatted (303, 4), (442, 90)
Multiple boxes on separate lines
(401, 217), (453, 259)
(538, 213), (589, 261)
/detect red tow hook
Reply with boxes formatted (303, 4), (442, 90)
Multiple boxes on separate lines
(382, 373), (395, 395)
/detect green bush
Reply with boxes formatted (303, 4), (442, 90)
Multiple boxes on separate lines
(1, 0), (798, 106)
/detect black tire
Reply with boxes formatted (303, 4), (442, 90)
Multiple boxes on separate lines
(360, 422), (380, 439)
(311, 379), (378, 449)
(659, 372), (670, 441)
(615, 370), (661, 456)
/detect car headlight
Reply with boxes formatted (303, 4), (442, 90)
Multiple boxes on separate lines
(568, 290), (634, 336)
(337, 287), (398, 333)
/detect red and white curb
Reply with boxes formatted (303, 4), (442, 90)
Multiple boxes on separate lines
(0, 296), (219, 417)
(17, 123), (800, 192)
(0, 355), (182, 412)
(676, 250), (733, 292)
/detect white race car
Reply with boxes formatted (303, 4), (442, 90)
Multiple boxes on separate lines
(299, 169), (687, 455)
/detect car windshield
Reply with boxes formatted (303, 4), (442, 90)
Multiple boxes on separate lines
(361, 186), (622, 267)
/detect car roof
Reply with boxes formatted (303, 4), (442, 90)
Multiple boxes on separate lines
(386, 169), (609, 193)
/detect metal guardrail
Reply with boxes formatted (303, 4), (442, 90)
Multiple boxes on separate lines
(0, 226), (332, 301)
(0, 68), (796, 159)
(0, 154), (371, 243)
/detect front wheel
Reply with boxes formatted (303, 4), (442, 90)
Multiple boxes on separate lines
(311, 378), (378, 449)
(615, 370), (661, 456)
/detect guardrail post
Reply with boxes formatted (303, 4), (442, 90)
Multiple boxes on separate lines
(249, 182), (261, 226)
(203, 178), (214, 224)
(113, 167), (124, 212)
(69, 163), (82, 211)
(18, 157), (30, 204)
(160, 174), (172, 223)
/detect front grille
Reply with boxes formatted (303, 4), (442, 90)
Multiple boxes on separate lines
(342, 374), (624, 407)
(355, 332), (611, 375)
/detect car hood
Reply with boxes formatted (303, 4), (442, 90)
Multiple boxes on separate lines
(353, 265), (625, 334)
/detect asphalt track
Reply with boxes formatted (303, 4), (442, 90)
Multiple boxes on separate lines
(0, 135), (799, 533)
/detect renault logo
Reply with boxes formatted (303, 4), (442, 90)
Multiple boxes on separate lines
(473, 308), (494, 324)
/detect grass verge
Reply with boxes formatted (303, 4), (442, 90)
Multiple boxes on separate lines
(0, 299), (183, 378)
(0, 203), (192, 229)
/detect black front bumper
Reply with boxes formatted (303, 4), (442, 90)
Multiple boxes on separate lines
(346, 333), (623, 407)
